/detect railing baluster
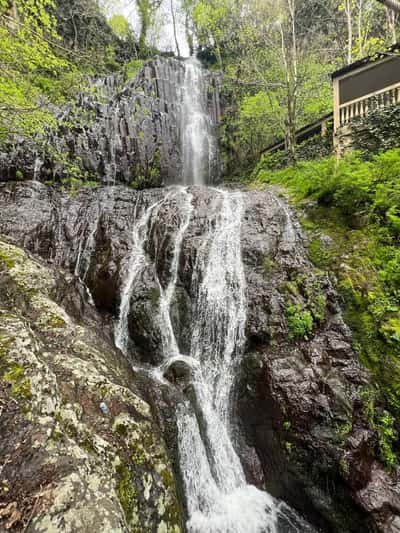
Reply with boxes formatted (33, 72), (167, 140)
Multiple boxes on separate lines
(338, 82), (400, 128)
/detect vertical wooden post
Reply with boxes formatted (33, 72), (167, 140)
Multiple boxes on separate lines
(333, 77), (340, 155)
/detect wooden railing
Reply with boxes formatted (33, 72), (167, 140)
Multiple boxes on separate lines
(339, 82), (400, 127)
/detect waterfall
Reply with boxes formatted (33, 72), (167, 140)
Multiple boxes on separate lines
(113, 57), (315, 533)
(158, 188), (194, 358)
(115, 192), (173, 355)
(180, 57), (218, 186)
(176, 190), (278, 532)
(114, 186), (314, 532)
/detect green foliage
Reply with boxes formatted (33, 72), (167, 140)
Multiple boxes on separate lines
(0, 0), (140, 145)
(283, 272), (327, 342)
(256, 149), (400, 240)
(377, 411), (398, 469)
(0, 0), (83, 141)
(237, 91), (280, 165)
(108, 14), (131, 40)
(54, 0), (138, 68)
(254, 128), (334, 176)
(256, 147), (400, 465)
(360, 388), (398, 470)
(351, 105), (400, 154)
(125, 59), (145, 80)
(263, 257), (276, 274)
(285, 304), (314, 341)
(308, 237), (335, 270)
(336, 420), (352, 439)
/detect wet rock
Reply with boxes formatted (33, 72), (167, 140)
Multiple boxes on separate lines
(0, 57), (222, 187)
(0, 182), (399, 532)
(236, 191), (400, 532)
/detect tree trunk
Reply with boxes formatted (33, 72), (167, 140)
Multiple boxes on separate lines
(170, 0), (181, 57)
(386, 7), (398, 43)
(137, 0), (150, 54)
(185, 14), (194, 56)
(345, 0), (353, 64)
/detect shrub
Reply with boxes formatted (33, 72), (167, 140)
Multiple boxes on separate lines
(351, 105), (400, 154)
(286, 304), (314, 341)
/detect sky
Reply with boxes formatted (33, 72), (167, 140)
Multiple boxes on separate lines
(101, 0), (191, 57)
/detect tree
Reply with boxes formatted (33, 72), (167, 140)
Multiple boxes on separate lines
(109, 14), (131, 40)
(0, 0), (76, 141)
(169, 0), (180, 56)
(54, 0), (136, 66)
(136, 0), (163, 53)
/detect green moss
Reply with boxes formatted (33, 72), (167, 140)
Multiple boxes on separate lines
(308, 237), (334, 269)
(116, 462), (138, 525)
(45, 314), (66, 329)
(147, 288), (160, 306)
(50, 426), (65, 443)
(340, 457), (350, 476)
(0, 250), (17, 269)
(125, 59), (145, 79)
(79, 435), (96, 454)
(284, 441), (293, 454)
(310, 293), (327, 323)
(380, 317), (400, 345)
(114, 422), (128, 437)
(263, 257), (276, 274)
(3, 364), (32, 401)
(335, 420), (352, 440)
(284, 281), (299, 297)
(360, 388), (398, 470)
(376, 411), (398, 469)
(159, 468), (180, 525)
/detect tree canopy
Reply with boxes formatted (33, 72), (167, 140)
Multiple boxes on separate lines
(182, 0), (399, 174)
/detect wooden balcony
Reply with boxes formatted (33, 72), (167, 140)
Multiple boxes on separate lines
(338, 82), (400, 127)
(332, 48), (400, 153)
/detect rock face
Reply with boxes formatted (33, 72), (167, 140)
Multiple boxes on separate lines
(0, 180), (399, 532)
(0, 238), (182, 532)
(0, 57), (221, 186)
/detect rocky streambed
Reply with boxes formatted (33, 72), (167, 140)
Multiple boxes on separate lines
(0, 181), (399, 532)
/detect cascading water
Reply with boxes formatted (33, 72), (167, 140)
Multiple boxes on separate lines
(175, 190), (278, 533)
(114, 58), (315, 532)
(180, 57), (218, 186)
(115, 193), (172, 356)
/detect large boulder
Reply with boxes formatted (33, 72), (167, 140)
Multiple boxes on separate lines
(0, 239), (182, 532)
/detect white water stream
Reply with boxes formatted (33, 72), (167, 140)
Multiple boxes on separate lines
(181, 57), (218, 186)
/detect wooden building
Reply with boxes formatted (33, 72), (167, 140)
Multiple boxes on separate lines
(261, 44), (400, 158)
(332, 44), (400, 151)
